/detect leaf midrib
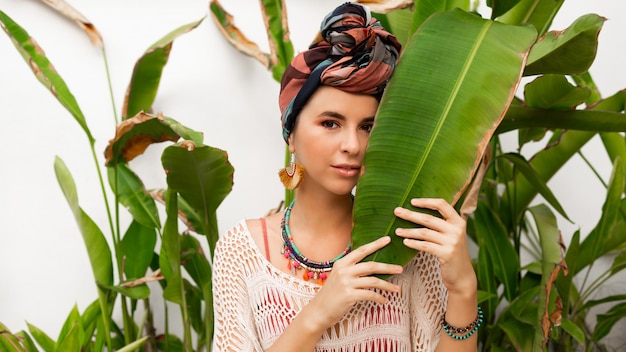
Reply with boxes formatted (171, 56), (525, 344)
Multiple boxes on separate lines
(381, 21), (493, 241)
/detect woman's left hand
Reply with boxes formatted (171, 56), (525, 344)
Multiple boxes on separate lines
(394, 198), (476, 295)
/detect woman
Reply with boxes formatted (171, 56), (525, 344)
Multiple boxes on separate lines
(212, 2), (479, 351)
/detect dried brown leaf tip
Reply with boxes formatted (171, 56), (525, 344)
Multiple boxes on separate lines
(209, 0), (270, 68)
(104, 111), (180, 166)
(40, 0), (103, 47)
(180, 140), (196, 151)
(357, 0), (414, 13)
(120, 269), (164, 288)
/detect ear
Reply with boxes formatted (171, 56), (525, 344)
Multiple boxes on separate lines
(287, 133), (295, 153)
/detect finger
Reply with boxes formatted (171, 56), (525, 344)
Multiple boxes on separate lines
(393, 206), (447, 231)
(355, 276), (401, 293)
(395, 226), (444, 245)
(401, 237), (443, 256)
(410, 198), (464, 224)
(341, 236), (392, 265)
(352, 261), (403, 277)
(354, 288), (394, 305)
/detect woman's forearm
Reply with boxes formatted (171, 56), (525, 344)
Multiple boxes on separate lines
(435, 287), (479, 352)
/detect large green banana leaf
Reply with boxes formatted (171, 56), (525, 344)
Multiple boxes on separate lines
(352, 9), (537, 266)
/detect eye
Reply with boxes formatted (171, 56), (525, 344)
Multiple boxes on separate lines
(322, 120), (339, 129)
(361, 123), (374, 133)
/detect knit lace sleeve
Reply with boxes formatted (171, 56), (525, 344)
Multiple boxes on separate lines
(211, 221), (263, 352)
(408, 251), (447, 352)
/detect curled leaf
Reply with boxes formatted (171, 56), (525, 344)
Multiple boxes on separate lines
(357, 0), (414, 13)
(104, 111), (180, 166)
(210, 0), (271, 68)
(40, 0), (103, 47)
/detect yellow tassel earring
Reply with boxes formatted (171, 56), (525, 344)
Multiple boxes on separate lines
(278, 153), (304, 190)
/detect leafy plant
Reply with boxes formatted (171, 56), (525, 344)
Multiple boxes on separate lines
(1, 4), (232, 352)
(210, 0), (626, 350)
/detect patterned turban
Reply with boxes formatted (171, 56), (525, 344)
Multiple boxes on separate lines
(279, 2), (402, 142)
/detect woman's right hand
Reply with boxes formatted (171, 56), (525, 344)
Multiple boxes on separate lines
(306, 236), (403, 330)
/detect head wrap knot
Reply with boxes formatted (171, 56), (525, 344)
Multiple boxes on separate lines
(279, 2), (402, 142)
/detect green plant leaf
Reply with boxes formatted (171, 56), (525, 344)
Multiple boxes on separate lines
(372, 7), (413, 46)
(259, 0), (294, 81)
(13, 331), (39, 352)
(0, 10), (94, 144)
(409, 0), (470, 35)
(0, 322), (38, 352)
(497, 105), (626, 133)
(55, 305), (84, 352)
(477, 244), (499, 320)
(501, 153), (570, 222)
(123, 17), (205, 119)
(601, 132), (626, 168)
(352, 9), (536, 267)
(487, 0), (521, 19)
(610, 250), (626, 276)
(156, 334), (185, 352)
(502, 90), (625, 225)
(576, 157), (624, 273)
(474, 201), (520, 301)
(593, 302), (626, 341)
(524, 74), (590, 109)
(160, 190), (183, 304)
(100, 281), (151, 300)
(559, 318), (586, 346)
(497, 0), (565, 36)
(108, 164), (161, 229)
(183, 279), (204, 334)
(180, 235), (212, 289)
(496, 286), (541, 349)
(121, 220), (158, 280)
(556, 231), (580, 316)
(524, 14), (605, 76)
(79, 300), (101, 347)
(528, 204), (564, 349)
(498, 312), (535, 351)
(162, 143), (234, 254)
(117, 336), (149, 352)
(54, 157), (113, 287)
(583, 294), (626, 311)
(26, 322), (55, 352)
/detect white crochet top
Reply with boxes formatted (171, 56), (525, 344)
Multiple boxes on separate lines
(212, 220), (447, 352)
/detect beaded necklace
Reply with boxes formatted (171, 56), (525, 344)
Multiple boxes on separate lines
(281, 200), (352, 285)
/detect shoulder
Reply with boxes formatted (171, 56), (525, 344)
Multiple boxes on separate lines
(215, 219), (256, 258)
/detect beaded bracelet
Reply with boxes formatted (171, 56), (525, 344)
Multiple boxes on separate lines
(442, 306), (483, 340)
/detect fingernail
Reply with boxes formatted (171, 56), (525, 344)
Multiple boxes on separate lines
(394, 207), (403, 215)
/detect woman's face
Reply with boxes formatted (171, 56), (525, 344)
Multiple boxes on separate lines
(288, 85), (379, 195)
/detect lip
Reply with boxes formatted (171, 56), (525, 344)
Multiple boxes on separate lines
(332, 164), (361, 177)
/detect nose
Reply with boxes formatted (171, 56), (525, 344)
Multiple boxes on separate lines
(341, 129), (361, 155)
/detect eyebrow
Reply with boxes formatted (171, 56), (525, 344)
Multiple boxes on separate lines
(319, 111), (376, 122)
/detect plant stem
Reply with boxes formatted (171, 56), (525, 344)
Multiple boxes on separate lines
(577, 150), (608, 188)
(102, 47), (119, 125)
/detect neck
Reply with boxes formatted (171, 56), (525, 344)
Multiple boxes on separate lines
(289, 189), (354, 238)
(284, 189), (353, 263)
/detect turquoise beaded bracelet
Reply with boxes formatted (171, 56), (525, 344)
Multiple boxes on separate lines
(442, 305), (483, 340)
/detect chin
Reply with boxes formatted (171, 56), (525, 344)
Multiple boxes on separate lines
(327, 183), (358, 196)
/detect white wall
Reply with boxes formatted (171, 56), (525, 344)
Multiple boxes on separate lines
(0, 0), (624, 347)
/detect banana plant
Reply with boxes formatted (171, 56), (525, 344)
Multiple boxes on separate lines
(1, 4), (232, 351)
